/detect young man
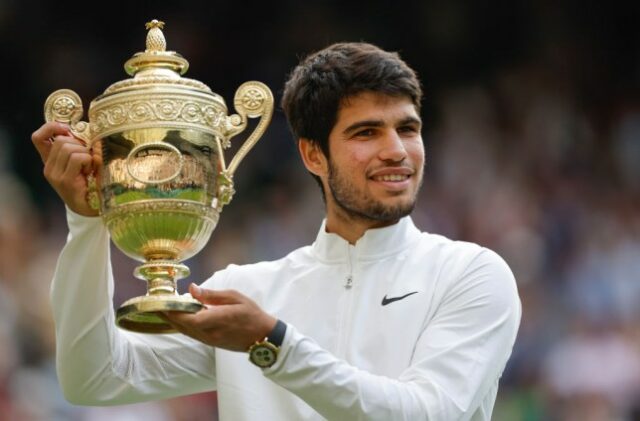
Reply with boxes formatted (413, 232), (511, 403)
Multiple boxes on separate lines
(31, 42), (520, 420)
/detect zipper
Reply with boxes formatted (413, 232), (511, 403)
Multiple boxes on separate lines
(344, 275), (353, 289)
(337, 244), (356, 357)
(345, 245), (354, 289)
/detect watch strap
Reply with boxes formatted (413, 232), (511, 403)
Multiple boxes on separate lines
(267, 319), (287, 347)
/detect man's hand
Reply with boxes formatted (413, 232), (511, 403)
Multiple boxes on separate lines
(31, 122), (99, 217)
(164, 284), (277, 352)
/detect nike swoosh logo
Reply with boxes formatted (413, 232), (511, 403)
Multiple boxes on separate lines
(381, 291), (419, 306)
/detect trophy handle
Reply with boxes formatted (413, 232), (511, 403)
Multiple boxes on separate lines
(216, 81), (273, 207)
(44, 89), (92, 145)
(226, 81), (274, 175)
(44, 89), (100, 210)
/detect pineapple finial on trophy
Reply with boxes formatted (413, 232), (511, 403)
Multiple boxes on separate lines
(124, 19), (188, 76)
(145, 19), (167, 52)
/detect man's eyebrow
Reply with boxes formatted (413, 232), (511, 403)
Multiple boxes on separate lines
(342, 116), (423, 135)
(398, 116), (422, 127)
(342, 120), (384, 135)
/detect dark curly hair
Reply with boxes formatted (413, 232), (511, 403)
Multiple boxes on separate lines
(281, 42), (422, 191)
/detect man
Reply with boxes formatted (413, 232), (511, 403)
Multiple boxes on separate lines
(32, 42), (521, 420)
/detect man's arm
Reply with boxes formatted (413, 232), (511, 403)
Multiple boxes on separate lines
(51, 209), (217, 405)
(261, 248), (520, 420)
(263, 249), (520, 420)
(33, 122), (217, 405)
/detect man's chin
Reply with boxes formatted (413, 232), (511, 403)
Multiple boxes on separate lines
(363, 200), (416, 222)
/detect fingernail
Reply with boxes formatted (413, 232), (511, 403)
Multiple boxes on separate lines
(191, 283), (202, 296)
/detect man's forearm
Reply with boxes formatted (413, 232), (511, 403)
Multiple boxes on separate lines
(264, 325), (432, 420)
(50, 209), (119, 402)
(50, 209), (217, 405)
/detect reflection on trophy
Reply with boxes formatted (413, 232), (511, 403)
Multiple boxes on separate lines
(43, 20), (273, 333)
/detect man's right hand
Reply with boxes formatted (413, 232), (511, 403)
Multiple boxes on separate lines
(31, 122), (99, 217)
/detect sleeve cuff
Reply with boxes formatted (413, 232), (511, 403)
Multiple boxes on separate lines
(65, 206), (103, 234)
(262, 322), (295, 375)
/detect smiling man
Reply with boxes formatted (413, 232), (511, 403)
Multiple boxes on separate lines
(32, 42), (521, 420)
(303, 91), (425, 243)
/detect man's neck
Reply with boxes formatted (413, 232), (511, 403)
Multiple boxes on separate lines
(324, 211), (400, 245)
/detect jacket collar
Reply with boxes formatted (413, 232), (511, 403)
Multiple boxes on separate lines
(311, 216), (422, 262)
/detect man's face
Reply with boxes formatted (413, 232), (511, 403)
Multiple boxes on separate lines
(323, 91), (424, 225)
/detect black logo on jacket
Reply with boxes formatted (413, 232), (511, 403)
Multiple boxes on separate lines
(381, 291), (419, 306)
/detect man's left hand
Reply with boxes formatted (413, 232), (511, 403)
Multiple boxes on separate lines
(164, 284), (277, 352)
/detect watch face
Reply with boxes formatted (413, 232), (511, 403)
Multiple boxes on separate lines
(249, 343), (277, 368)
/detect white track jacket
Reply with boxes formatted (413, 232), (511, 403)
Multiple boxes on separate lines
(51, 210), (521, 420)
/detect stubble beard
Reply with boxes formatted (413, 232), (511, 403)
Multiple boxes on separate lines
(327, 160), (421, 224)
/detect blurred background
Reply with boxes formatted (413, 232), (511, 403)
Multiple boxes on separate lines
(1, 0), (639, 419)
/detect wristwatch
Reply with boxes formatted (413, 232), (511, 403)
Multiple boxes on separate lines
(248, 319), (287, 368)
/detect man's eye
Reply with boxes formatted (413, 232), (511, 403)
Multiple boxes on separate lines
(398, 126), (418, 134)
(354, 129), (375, 137)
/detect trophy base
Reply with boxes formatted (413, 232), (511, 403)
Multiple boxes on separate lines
(116, 294), (204, 334)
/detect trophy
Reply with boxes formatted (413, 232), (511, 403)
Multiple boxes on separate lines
(43, 20), (273, 333)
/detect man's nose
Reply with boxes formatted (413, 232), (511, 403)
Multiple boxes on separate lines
(378, 131), (407, 162)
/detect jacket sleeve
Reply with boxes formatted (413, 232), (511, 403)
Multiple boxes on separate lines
(263, 249), (521, 420)
(50, 208), (217, 406)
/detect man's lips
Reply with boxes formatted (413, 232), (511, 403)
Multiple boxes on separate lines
(368, 167), (414, 182)
(371, 174), (410, 182)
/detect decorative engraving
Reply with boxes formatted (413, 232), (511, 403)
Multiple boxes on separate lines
(103, 199), (218, 224)
(53, 96), (75, 117)
(126, 143), (184, 185)
(241, 88), (265, 111)
(157, 100), (180, 119)
(219, 136), (231, 149)
(108, 105), (127, 125)
(44, 89), (83, 125)
(44, 89), (92, 144)
(74, 121), (89, 134)
(86, 174), (100, 210)
(91, 97), (228, 138)
(131, 102), (154, 122)
(228, 114), (242, 126)
(181, 103), (202, 123)
(104, 77), (213, 94)
(204, 106), (225, 127)
(217, 170), (235, 208)
(234, 82), (272, 117)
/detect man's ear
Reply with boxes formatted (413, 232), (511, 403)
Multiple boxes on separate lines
(298, 138), (328, 177)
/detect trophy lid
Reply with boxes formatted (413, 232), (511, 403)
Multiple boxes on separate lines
(100, 19), (219, 99)
(124, 20), (188, 76)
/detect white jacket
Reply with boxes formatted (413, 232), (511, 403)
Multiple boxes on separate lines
(51, 210), (521, 420)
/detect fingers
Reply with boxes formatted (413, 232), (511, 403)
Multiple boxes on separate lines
(166, 304), (225, 329)
(163, 307), (224, 344)
(163, 288), (276, 352)
(44, 137), (90, 182)
(164, 306), (253, 352)
(190, 284), (245, 305)
(41, 135), (98, 216)
(63, 150), (94, 180)
(33, 122), (97, 216)
(31, 122), (71, 163)
(160, 312), (199, 336)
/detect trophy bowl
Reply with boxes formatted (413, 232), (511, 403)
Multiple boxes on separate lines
(43, 20), (273, 333)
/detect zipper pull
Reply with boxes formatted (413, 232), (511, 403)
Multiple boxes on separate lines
(344, 275), (353, 289)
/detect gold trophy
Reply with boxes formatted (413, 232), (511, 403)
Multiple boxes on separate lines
(43, 20), (273, 333)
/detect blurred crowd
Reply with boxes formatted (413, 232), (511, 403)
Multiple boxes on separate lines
(1, 1), (639, 420)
